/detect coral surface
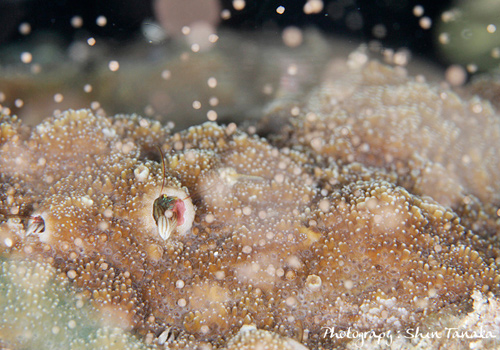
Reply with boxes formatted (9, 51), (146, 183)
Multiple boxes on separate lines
(1, 59), (499, 349)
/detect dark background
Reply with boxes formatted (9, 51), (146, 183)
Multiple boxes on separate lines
(0, 0), (453, 63)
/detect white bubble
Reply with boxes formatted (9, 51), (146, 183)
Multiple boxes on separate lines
(233, 0), (246, 11)
(209, 97), (219, 106)
(208, 33), (219, 43)
(54, 93), (64, 103)
(221, 9), (231, 20)
(161, 70), (171, 80)
(413, 5), (424, 17)
(96, 15), (107, 27)
(287, 64), (298, 75)
(207, 110), (217, 121)
(191, 43), (200, 52)
(282, 26), (303, 47)
(445, 64), (467, 87)
(304, 0), (324, 14)
(108, 60), (120, 71)
(438, 32), (450, 45)
(207, 77), (217, 88)
(71, 16), (83, 28)
(4, 238), (13, 247)
(19, 22), (31, 35)
(419, 16), (432, 30)
(20, 52), (32, 64)
(192, 100), (201, 109)
(466, 64), (478, 73)
(276, 6), (285, 14)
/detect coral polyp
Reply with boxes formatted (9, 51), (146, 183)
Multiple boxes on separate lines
(1, 58), (500, 349)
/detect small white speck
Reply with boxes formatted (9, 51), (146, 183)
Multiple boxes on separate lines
(19, 22), (31, 35)
(161, 70), (171, 80)
(71, 16), (83, 28)
(413, 5), (424, 17)
(192, 100), (201, 109)
(20, 52), (32, 64)
(96, 15), (107, 27)
(233, 0), (246, 11)
(207, 77), (217, 88)
(207, 110), (217, 121)
(209, 97), (219, 106)
(54, 93), (64, 103)
(303, 0), (323, 14)
(14, 99), (24, 108)
(221, 9), (231, 20)
(419, 16), (432, 30)
(191, 43), (200, 52)
(108, 60), (120, 72)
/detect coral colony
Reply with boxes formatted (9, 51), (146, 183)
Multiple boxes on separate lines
(1, 56), (500, 349)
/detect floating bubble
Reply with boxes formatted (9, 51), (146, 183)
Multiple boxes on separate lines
(96, 15), (107, 27)
(18, 22), (31, 35)
(445, 64), (467, 87)
(71, 16), (83, 28)
(282, 26), (303, 48)
(108, 60), (120, 72)
(20, 52), (32, 64)
(413, 5), (424, 17)
(233, 0), (246, 11)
